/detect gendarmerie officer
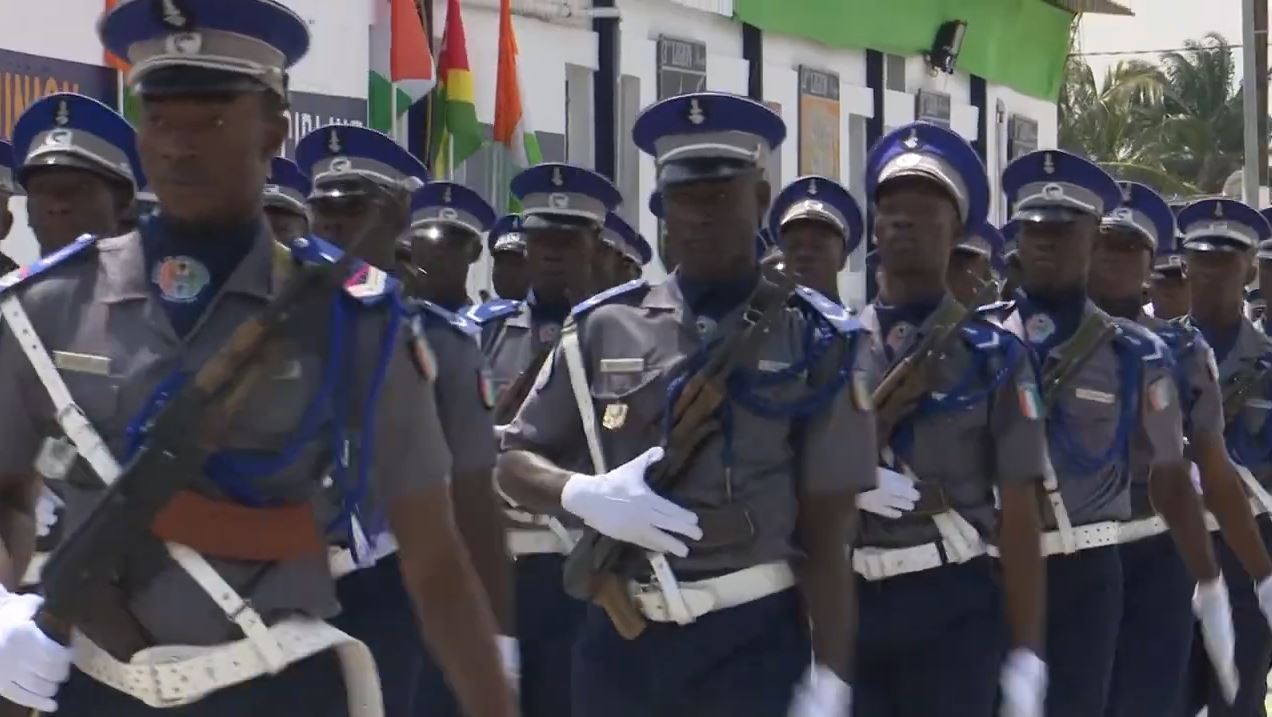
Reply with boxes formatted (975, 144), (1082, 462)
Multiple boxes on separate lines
(407, 181), (485, 313)
(592, 214), (628, 293)
(294, 124), (516, 716)
(996, 150), (1205, 716)
(1177, 199), (1272, 717)
(948, 221), (1005, 308)
(472, 162), (619, 717)
(0, 142), (18, 274)
(769, 175), (863, 304)
(496, 91), (874, 717)
(0, 2), (514, 715)
(853, 122), (1047, 717)
(1147, 226), (1189, 320)
(1091, 184), (1259, 716)
(1247, 287), (1266, 326)
(488, 214), (530, 302)
(263, 156), (311, 243)
(12, 92), (141, 255)
(601, 212), (651, 285)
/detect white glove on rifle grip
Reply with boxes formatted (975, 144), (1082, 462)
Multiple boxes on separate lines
(496, 635), (520, 692)
(1194, 577), (1239, 705)
(999, 648), (1046, 717)
(0, 590), (73, 713)
(788, 663), (851, 717)
(856, 467), (921, 519)
(561, 446), (703, 557)
(36, 484), (64, 539)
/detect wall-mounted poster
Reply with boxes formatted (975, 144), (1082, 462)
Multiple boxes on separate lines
(798, 66), (840, 179)
(0, 49), (118, 140)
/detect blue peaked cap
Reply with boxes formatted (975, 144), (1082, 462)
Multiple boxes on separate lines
(411, 181), (496, 236)
(1257, 210), (1272, 261)
(488, 213), (527, 256)
(1003, 149), (1120, 223)
(633, 92), (785, 187)
(1001, 219), (1020, 259)
(602, 212), (652, 265)
(12, 93), (141, 191)
(296, 125), (429, 199)
(769, 175), (864, 255)
(956, 222), (1006, 274)
(1154, 228), (1186, 275)
(0, 141), (15, 195)
(649, 191), (663, 219)
(1100, 181), (1175, 251)
(1177, 198), (1270, 253)
(866, 122), (988, 234)
(99, 0), (308, 97)
(263, 156), (310, 217)
(510, 163), (620, 230)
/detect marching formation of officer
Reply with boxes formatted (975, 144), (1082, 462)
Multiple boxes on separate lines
(5, 2), (1272, 717)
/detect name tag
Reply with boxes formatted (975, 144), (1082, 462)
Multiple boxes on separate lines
(53, 351), (110, 376)
(600, 358), (644, 374)
(1074, 387), (1116, 405)
(758, 359), (791, 373)
(1245, 398), (1272, 411)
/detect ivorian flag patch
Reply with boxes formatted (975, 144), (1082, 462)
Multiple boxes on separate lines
(410, 335), (437, 381)
(1017, 381), (1043, 420)
(478, 369), (496, 410)
(1148, 377), (1176, 412)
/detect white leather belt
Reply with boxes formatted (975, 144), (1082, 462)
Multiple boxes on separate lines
(851, 541), (992, 581)
(20, 552), (47, 587)
(1041, 521), (1121, 556)
(507, 527), (581, 556)
(629, 561), (795, 623)
(72, 618), (382, 715)
(1118, 517), (1169, 544)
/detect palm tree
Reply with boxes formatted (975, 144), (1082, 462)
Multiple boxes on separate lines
(1154, 32), (1246, 193)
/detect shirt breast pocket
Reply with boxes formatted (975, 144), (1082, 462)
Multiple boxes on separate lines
(1061, 383), (1122, 453)
(589, 366), (669, 456)
(60, 372), (122, 432)
(228, 354), (324, 449)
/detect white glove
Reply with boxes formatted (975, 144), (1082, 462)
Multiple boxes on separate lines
(0, 591), (73, 712)
(35, 485), (64, 539)
(999, 648), (1047, 717)
(1194, 577), (1239, 705)
(561, 447), (702, 557)
(496, 635), (519, 692)
(855, 467), (920, 518)
(788, 663), (851, 716)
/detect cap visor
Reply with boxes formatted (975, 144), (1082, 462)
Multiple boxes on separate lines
(657, 158), (753, 187)
(1184, 238), (1250, 253)
(522, 213), (598, 231)
(19, 155), (130, 189)
(1012, 207), (1087, 223)
(136, 66), (270, 97)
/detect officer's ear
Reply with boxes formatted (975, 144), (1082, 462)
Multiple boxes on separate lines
(1246, 252), (1259, 285)
(465, 236), (481, 264)
(259, 93), (289, 161)
(754, 177), (771, 224)
(0, 202), (12, 241)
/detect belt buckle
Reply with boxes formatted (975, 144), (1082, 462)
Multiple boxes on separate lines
(150, 661), (192, 706)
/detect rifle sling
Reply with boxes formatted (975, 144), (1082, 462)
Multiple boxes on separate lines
(872, 298), (974, 438)
(1041, 313), (1116, 409)
(1222, 364), (1272, 425)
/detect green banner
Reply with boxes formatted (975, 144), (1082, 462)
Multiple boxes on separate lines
(733, 0), (1075, 100)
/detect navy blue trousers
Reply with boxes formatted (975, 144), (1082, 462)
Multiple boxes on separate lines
(855, 557), (1007, 716)
(1104, 532), (1195, 717)
(57, 652), (348, 716)
(1045, 545), (1124, 717)
(331, 555), (423, 717)
(1186, 516), (1272, 717)
(572, 588), (809, 717)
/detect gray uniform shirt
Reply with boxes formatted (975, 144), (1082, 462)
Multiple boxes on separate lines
(1004, 300), (1184, 526)
(859, 297), (1049, 549)
(0, 231), (451, 656)
(501, 277), (876, 573)
(418, 304), (497, 475)
(1128, 313), (1223, 519)
(1211, 317), (1272, 485)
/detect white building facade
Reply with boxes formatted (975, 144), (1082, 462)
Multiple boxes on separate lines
(0, 0), (1082, 308)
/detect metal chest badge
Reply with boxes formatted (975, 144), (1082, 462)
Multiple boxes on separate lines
(1148, 376), (1176, 412)
(851, 371), (873, 411)
(410, 333), (438, 381)
(152, 255), (211, 303)
(477, 369), (496, 410)
(538, 322), (561, 345)
(1024, 313), (1056, 345)
(602, 402), (629, 430)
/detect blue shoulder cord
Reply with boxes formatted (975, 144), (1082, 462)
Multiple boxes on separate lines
(1045, 338), (1141, 476)
(889, 330), (1022, 462)
(123, 295), (346, 507)
(329, 295), (405, 545)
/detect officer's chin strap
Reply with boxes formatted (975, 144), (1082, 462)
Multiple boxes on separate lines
(0, 295), (384, 716)
(561, 320), (695, 626)
(879, 446), (982, 563)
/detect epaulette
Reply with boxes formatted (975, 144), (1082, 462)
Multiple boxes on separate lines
(977, 299), (1014, 317)
(412, 299), (480, 337)
(1111, 317), (1170, 363)
(793, 285), (861, 335)
(571, 278), (648, 318)
(468, 298), (524, 325)
(0, 234), (99, 294)
(959, 318), (1012, 351)
(288, 236), (394, 306)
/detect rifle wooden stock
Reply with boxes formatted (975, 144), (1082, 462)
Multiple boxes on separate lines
(561, 269), (796, 633)
(493, 348), (553, 426)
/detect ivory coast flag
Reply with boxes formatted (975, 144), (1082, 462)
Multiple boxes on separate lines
(104, 0), (140, 123)
(368, 0), (435, 137)
(493, 0), (542, 170)
(429, 0), (483, 175)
